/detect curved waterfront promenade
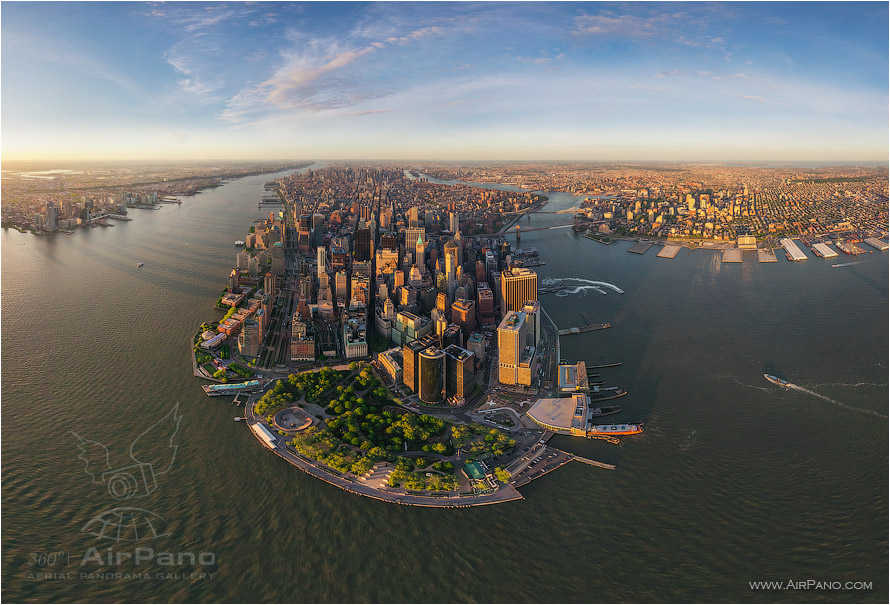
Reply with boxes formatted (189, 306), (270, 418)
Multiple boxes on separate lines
(244, 396), (524, 508)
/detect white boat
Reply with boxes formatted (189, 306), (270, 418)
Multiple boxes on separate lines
(137, 262), (144, 267)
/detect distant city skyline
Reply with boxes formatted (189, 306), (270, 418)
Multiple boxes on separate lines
(2, 1), (887, 162)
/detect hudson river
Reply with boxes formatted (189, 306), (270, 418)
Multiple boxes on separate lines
(2, 167), (887, 602)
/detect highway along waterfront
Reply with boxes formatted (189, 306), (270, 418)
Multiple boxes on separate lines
(2, 168), (887, 602)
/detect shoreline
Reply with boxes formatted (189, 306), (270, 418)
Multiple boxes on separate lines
(7, 162), (314, 236)
(198, 172), (613, 507)
(243, 395), (526, 507)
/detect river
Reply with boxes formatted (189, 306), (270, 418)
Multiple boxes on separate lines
(2, 168), (887, 602)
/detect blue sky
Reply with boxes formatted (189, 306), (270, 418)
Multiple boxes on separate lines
(2, 1), (887, 161)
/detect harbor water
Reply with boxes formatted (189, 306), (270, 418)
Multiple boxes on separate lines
(2, 169), (887, 603)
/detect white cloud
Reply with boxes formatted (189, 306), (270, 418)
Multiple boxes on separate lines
(573, 12), (676, 38)
(221, 24), (451, 121)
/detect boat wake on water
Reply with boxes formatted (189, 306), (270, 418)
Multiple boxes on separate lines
(764, 375), (888, 419)
(814, 382), (888, 388)
(831, 260), (867, 268)
(786, 384), (888, 419)
(556, 285), (607, 296)
(543, 277), (624, 297)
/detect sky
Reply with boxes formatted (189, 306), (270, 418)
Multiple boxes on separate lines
(1, 1), (887, 162)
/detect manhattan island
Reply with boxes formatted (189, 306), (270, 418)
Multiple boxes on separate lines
(192, 164), (638, 507)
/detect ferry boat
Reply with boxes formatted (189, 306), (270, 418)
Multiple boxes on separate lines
(235, 240), (245, 246)
(764, 373), (791, 387)
(587, 423), (643, 436)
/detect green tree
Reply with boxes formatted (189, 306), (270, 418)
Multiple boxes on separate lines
(494, 467), (511, 483)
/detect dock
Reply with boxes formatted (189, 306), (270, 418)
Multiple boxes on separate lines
(779, 238), (808, 261)
(657, 244), (683, 258)
(557, 322), (611, 336)
(757, 248), (778, 262)
(721, 249), (742, 263)
(570, 454), (617, 470)
(864, 238), (889, 251)
(811, 242), (838, 258)
(628, 241), (654, 254)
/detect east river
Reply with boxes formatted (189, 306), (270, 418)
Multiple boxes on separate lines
(2, 167), (887, 603)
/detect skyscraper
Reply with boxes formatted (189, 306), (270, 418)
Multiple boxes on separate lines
(497, 310), (532, 386)
(415, 233), (425, 268)
(520, 300), (540, 346)
(418, 346), (445, 404)
(45, 202), (58, 231)
(238, 319), (261, 358)
(402, 338), (426, 393)
(451, 299), (476, 340)
(444, 239), (458, 281)
(445, 344), (475, 400)
(500, 267), (537, 315)
(335, 271), (349, 304)
(317, 246), (326, 278)
(477, 282), (495, 326)
(264, 272), (276, 300)
(449, 211), (459, 234)
(354, 227), (372, 261)
(406, 227), (425, 256)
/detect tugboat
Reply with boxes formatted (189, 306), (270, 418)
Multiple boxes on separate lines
(764, 373), (791, 387)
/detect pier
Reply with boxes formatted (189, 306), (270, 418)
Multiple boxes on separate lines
(864, 238), (889, 251)
(628, 241), (654, 254)
(811, 243), (838, 258)
(557, 322), (611, 336)
(758, 248), (778, 262)
(557, 312), (611, 336)
(538, 285), (566, 295)
(569, 454), (617, 470)
(780, 238), (808, 261)
(657, 244), (683, 258)
(721, 249), (742, 263)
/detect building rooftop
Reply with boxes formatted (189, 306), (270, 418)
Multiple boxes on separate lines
(445, 344), (472, 361)
(527, 393), (587, 433)
(519, 345), (536, 366)
(558, 361), (589, 393)
(498, 311), (525, 331)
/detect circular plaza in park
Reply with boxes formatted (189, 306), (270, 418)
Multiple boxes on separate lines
(272, 406), (313, 432)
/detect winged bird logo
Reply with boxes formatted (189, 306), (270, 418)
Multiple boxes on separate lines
(72, 403), (182, 500)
